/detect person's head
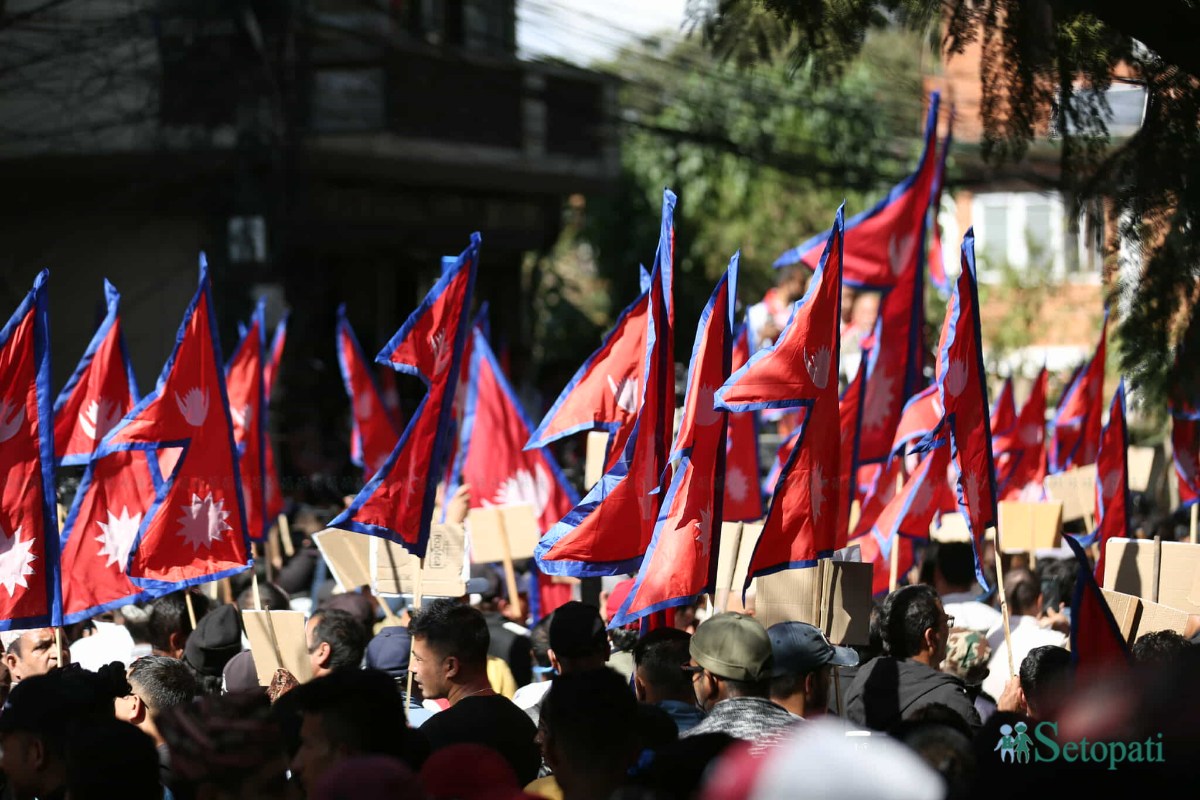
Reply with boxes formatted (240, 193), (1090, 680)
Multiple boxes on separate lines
(1, 628), (65, 683)
(767, 621), (858, 718)
(1004, 568), (1042, 617)
(687, 612), (773, 711)
(778, 263), (813, 304)
(941, 629), (991, 687)
(306, 608), (368, 679)
(882, 584), (952, 665)
(932, 542), (977, 594)
(407, 599), (489, 700)
(364, 626), (412, 683)
(65, 717), (161, 800)
(632, 627), (694, 705)
(541, 669), (638, 798)
(285, 669), (419, 798)
(548, 601), (609, 675)
(116, 655), (199, 745)
(121, 604), (153, 647)
(320, 593), (377, 635)
(0, 663), (130, 799)
(1037, 557), (1077, 615)
(1131, 630), (1193, 666)
(184, 604), (244, 680)
(237, 582), (292, 612)
(1018, 645), (1072, 720)
(148, 591), (212, 657)
(158, 691), (288, 800)
(891, 713), (976, 800)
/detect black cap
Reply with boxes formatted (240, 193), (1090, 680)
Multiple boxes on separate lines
(548, 601), (607, 659)
(222, 649), (261, 693)
(365, 626), (411, 678)
(0, 664), (129, 737)
(184, 604), (243, 677)
(767, 621), (859, 678)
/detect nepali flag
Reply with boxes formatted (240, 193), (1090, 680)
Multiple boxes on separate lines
(837, 356), (869, 544)
(1092, 382), (1130, 581)
(1050, 317), (1107, 473)
(852, 524), (916, 597)
(225, 302), (269, 542)
(96, 257), (251, 587)
(60, 448), (171, 622)
(0, 271), (62, 630)
(454, 326), (579, 534)
(717, 206), (843, 583)
(1171, 399), (1200, 508)
(891, 385), (943, 463)
(991, 377), (1016, 437)
(527, 191), (677, 469)
(774, 95), (940, 288)
(54, 280), (139, 466)
(723, 324), (764, 522)
(330, 235), (479, 558)
(926, 112), (954, 296)
(995, 368), (1048, 500)
(850, 457), (901, 540)
(1065, 533), (1131, 678)
(611, 259), (736, 626)
(264, 314), (287, 523)
(336, 305), (401, 480)
(916, 230), (998, 586)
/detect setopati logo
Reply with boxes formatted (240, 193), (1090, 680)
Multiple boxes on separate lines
(995, 722), (1165, 770)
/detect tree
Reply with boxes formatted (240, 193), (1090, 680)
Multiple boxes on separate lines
(693, 0), (1200, 408)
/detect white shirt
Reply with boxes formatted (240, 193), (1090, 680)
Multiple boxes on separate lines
(981, 615), (1067, 701)
(941, 592), (1003, 633)
(513, 679), (553, 727)
(70, 621), (135, 671)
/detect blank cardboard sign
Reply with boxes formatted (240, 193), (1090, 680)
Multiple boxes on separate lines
(243, 610), (313, 686)
(1044, 465), (1097, 522)
(372, 523), (467, 598)
(312, 529), (373, 591)
(1100, 588), (1189, 645)
(931, 513), (971, 543)
(754, 561), (873, 645)
(584, 431), (611, 490)
(997, 501), (1063, 552)
(468, 505), (540, 563)
(1103, 537), (1200, 615)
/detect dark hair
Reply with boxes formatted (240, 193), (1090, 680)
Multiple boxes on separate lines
(1131, 630), (1193, 665)
(542, 669), (638, 776)
(1018, 645), (1072, 714)
(935, 542), (977, 588)
(148, 592), (211, 653)
(632, 628), (692, 697)
(1037, 558), (1077, 616)
(1003, 569), (1040, 617)
(634, 702), (679, 753)
(892, 713), (976, 800)
(284, 668), (423, 769)
(625, 733), (736, 799)
(310, 608), (369, 671)
(882, 584), (942, 659)
(237, 582), (292, 612)
(720, 677), (770, 698)
(66, 718), (161, 800)
(530, 614), (553, 669)
(407, 599), (489, 667)
(128, 656), (198, 713)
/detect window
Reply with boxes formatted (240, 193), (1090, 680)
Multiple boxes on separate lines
(971, 192), (1103, 283)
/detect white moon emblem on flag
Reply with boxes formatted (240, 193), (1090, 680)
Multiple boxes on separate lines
(805, 347), (832, 390)
(945, 360), (968, 398)
(80, 397), (122, 442)
(174, 388), (209, 427)
(489, 465), (552, 517)
(0, 399), (24, 444)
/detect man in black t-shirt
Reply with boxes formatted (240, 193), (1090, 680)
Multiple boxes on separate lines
(411, 599), (540, 785)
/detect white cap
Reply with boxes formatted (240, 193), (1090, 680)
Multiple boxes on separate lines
(0, 629), (27, 653)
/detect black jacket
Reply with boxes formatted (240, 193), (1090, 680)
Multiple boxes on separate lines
(843, 656), (982, 734)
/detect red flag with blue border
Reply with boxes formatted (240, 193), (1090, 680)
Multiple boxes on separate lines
(722, 324), (764, 522)
(263, 314), (287, 523)
(1092, 382), (1130, 581)
(225, 302), (269, 542)
(336, 306), (401, 480)
(1050, 317), (1107, 473)
(994, 368), (1048, 500)
(1065, 533), (1130, 679)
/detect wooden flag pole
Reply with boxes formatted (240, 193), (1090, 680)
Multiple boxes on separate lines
(989, 526), (1016, 678)
(55, 626), (64, 667)
(184, 592), (198, 629)
(278, 514), (295, 557)
(251, 544), (265, 610)
(888, 537), (901, 593)
(1191, 504), (1198, 545)
(496, 513), (522, 622)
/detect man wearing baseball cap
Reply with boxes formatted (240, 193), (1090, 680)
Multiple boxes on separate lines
(680, 613), (796, 749)
(766, 621), (859, 719)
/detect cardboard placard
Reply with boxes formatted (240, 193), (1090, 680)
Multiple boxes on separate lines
(242, 610), (313, 686)
(1103, 538), (1200, 615)
(1100, 588), (1190, 645)
(467, 505), (540, 563)
(312, 528), (373, 591)
(754, 560), (873, 645)
(372, 523), (468, 598)
(997, 501), (1063, 552)
(584, 431), (610, 490)
(1127, 446), (1157, 494)
(1043, 465), (1097, 522)
(713, 522), (744, 603)
(931, 512), (971, 543)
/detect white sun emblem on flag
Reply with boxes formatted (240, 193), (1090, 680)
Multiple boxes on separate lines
(863, 370), (896, 433)
(725, 466), (749, 502)
(488, 465), (552, 516)
(945, 360), (968, 398)
(176, 493), (231, 551)
(0, 524), (36, 598)
(429, 329), (453, 376)
(693, 507), (713, 557)
(805, 346), (832, 390)
(0, 398), (24, 444)
(96, 506), (142, 571)
(889, 231), (917, 276)
(607, 374), (639, 415)
(694, 384), (721, 428)
(1102, 470), (1122, 500)
(80, 397), (122, 442)
(810, 464), (828, 520)
(174, 387), (209, 427)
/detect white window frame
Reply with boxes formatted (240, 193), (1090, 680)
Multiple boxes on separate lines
(970, 191), (1101, 285)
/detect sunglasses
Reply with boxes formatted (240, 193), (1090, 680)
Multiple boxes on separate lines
(681, 664), (705, 676)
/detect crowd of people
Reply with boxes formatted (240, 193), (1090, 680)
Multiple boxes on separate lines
(0, 527), (1197, 800)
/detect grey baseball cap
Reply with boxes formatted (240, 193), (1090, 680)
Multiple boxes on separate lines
(767, 621), (859, 677)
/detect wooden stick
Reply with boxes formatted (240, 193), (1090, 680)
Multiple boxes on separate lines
(55, 626), (64, 667)
(888, 537), (901, 593)
(1151, 535), (1162, 604)
(185, 592), (198, 629)
(251, 569), (264, 611)
(279, 514), (295, 557)
(221, 578), (234, 605)
(1191, 504), (1198, 545)
(989, 526), (1016, 678)
(496, 512), (522, 622)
